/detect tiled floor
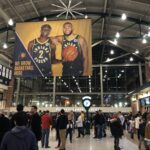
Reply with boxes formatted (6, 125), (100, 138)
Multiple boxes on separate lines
(39, 130), (138, 150)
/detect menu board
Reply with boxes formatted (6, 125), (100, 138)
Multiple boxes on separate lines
(0, 64), (12, 85)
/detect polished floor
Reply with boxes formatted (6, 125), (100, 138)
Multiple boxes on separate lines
(39, 130), (138, 150)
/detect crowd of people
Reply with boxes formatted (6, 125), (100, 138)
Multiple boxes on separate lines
(127, 111), (150, 150)
(93, 110), (124, 150)
(93, 110), (150, 150)
(0, 104), (150, 150)
(0, 104), (86, 150)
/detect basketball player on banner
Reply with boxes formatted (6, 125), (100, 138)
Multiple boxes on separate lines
(55, 22), (89, 76)
(28, 24), (61, 77)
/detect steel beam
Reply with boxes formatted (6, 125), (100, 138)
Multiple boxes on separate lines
(16, 78), (21, 105)
(52, 77), (56, 106)
(100, 65), (104, 106)
(0, 11), (150, 33)
(18, 92), (127, 96)
(7, 0), (24, 21)
(104, 53), (130, 63)
(30, 0), (40, 17)
(92, 40), (103, 47)
(138, 62), (143, 86)
(92, 16), (103, 25)
(0, 7), (10, 23)
(93, 63), (145, 67)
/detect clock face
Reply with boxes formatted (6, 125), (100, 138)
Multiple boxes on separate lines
(83, 100), (91, 107)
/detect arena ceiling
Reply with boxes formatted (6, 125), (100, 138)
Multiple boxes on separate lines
(0, 0), (150, 61)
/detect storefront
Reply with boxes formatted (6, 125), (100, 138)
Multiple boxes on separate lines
(130, 82), (150, 114)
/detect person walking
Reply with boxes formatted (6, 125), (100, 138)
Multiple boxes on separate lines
(55, 112), (61, 149)
(135, 113), (141, 140)
(68, 111), (75, 133)
(57, 109), (68, 150)
(110, 113), (123, 150)
(0, 112), (38, 150)
(118, 111), (125, 127)
(66, 120), (73, 143)
(41, 110), (52, 148)
(30, 106), (41, 147)
(97, 110), (106, 139)
(139, 118), (146, 149)
(93, 111), (99, 138)
(76, 112), (84, 138)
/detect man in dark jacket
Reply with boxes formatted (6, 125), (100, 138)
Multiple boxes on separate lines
(55, 112), (61, 148)
(0, 112), (37, 150)
(10, 104), (28, 129)
(93, 111), (99, 138)
(110, 113), (123, 150)
(98, 110), (106, 139)
(139, 118), (146, 149)
(30, 105), (41, 143)
(0, 113), (10, 145)
(57, 109), (68, 150)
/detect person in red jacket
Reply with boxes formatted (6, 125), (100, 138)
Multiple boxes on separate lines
(41, 110), (52, 148)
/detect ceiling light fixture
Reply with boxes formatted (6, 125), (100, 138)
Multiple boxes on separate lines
(104, 75), (107, 78)
(115, 32), (120, 38)
(121, 13), (127, 21)
(113, 39), (118, 45)
(85, 15), (88, 19)
(8, 18), (14, 26)
(130, 57), (134, 62)
(3, 43), (8, 49)
(110, 50), (114, 55)
(135, 50), (139, 54)
(142, 38), (147, 44)
(43, 17), (47, 21)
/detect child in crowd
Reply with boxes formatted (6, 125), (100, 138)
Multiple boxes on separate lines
(66, 120), (73, 143)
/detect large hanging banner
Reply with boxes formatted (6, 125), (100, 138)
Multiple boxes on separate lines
(14, 19), (92, 77)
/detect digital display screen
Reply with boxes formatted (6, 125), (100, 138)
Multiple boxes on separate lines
(6, 68), (9, 78)
(140, 97), (150, 106)
(140, 99), (145, 106)
(2, 66), (6, 77)
(0, 64), (12, 85)
(145, 97), (150, 105)
(9, 70), (12, 80)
